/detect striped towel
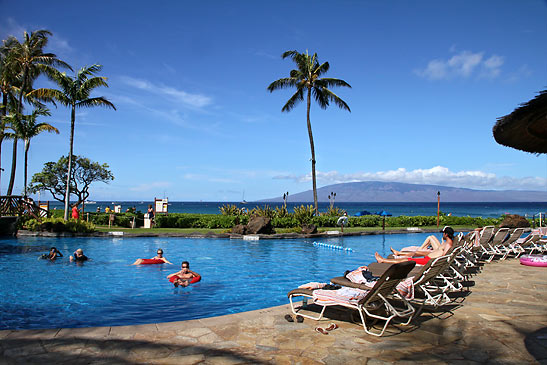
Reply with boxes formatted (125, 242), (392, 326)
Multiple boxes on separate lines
(312, 287), (369, 306)
(345, 266), (377, 287)
(396, 277), (414, 300)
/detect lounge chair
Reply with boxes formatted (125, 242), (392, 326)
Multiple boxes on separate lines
(287, 261), (416, 336)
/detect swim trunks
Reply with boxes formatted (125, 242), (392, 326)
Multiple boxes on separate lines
(408, 256), (431, 265)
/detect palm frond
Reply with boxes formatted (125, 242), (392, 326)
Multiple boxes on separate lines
(281, 89), (304, 112)
(315, 77), (351, 89)
(76, 97), (116, 110)
(322, 89), (351, 112)
(267, 78), (299, 92)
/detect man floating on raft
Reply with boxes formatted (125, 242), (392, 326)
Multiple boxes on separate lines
(167, 261), (200, 287)
(132, 248), (173, 265)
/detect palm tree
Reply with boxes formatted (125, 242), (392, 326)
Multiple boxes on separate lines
(268, 50), (351, 214)
(2, 29), (71, 195)
(30, 64), (116, 220)
(10, 106), (58, 196)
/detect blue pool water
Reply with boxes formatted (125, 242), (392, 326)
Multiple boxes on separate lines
(1, 233), (440, 330)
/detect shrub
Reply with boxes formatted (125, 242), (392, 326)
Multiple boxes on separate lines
(24, 217), (95, 233)
(249, 205), (275, 218)
(293, 205), (315, 225)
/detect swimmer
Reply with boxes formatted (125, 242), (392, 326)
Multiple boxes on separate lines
(40, 247), (63, 260)
(132, 248), (172, 265)
(167, 261), (199, 287)
(70, 248), (88, 262)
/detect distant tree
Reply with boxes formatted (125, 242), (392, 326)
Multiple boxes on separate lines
(2, 29), (71, 195)
(267, 50), (351, 214)
(10, 106), (59, 196)
(29, 155), (114, 207)
(29, 64), (115, 219)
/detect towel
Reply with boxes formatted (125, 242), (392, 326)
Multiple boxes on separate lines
(345, 266), (378, 287)
(312, 287), (369, 306)
(396, 277), (414, 300)
(298, 282), (327, 290)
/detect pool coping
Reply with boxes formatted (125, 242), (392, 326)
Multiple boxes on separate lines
(14, 227), (472, 239)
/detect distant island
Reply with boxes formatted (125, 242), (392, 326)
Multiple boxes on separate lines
(261, 181), (547, 202)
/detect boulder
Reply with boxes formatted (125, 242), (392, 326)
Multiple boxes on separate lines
(499, 214), (530, 228)
(231, 224), (247, 235)
(246, 216), (275, 234)
(301, 224), (317, 234)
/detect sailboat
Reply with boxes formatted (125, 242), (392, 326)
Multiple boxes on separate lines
(240, 191), (247, 204)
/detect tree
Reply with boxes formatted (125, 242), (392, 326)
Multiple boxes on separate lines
(267, 50), (351, 214)
(2, 29), (71, 195)
(30, 64), (115, 220)
(29, 155), (114, 207)
(10, 106), (59, 196)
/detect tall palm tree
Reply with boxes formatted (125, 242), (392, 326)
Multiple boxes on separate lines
(30, 64), (116, 220)
(2, 29), (71, 195)
(10, 106), (58, 196)
(267, 50), (351, 214)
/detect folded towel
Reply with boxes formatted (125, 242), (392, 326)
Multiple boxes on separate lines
(298, 282), (327, 290)
(345, 266), (378, 287)
(313, 287), (369, 306)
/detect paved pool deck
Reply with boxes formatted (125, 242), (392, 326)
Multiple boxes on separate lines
(1, 257), (546, 364)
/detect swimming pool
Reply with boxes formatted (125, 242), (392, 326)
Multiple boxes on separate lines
(0, 233), (435, 330)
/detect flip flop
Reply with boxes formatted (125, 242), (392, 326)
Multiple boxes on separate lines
(325, 323), (339, 331)
(296, 315), (304, 323)
(284, 314), (294, 323)
(315, 327), (329, 335)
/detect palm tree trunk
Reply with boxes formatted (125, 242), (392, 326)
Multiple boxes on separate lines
(23, 140), (29, 197)
(0, 92), (6, 193)
(6, 139), (17, 195)
(63, 106), (75, 220)
(306, 87), (318, 215)
(7, 68), (28, 196)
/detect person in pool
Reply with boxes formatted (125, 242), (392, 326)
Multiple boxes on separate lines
(167, 261), (199, 287)
(41, 247), (63, 260)
(374, 226), (454, 265)
(70, 248), (89, 262)
(131, 248), (173, 265)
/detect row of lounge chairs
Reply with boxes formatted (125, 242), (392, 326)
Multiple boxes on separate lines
(287, 227), (546, 336)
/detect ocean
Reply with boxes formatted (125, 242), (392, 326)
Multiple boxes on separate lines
(47, 201), (547, 218)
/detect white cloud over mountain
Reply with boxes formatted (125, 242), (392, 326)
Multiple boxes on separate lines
(274, 166), (547, 191)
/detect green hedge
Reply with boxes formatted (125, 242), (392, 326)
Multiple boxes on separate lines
(155, 214), (249, 229)
(24, 217), (95, 233)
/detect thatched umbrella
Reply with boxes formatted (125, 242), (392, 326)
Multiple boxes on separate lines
(492, 90), (547, 154)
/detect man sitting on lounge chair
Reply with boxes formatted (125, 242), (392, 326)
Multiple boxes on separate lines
(375, 226), (454, 265)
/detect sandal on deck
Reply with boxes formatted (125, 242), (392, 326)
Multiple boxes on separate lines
(315, 327), (329, 335)
(296, 315), (304, 323)
(325, 323), (339, 331)
(284, 314), (294, 322)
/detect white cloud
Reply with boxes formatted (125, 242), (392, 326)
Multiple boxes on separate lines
(415, 50), (504, 80)
(273, 166), (547, 191)
(129, 181), (172, 192)
(120, 76), (213, 108)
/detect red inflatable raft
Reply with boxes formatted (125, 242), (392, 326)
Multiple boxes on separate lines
(169, 275), (201, 285)
(140, 259), (165, 264)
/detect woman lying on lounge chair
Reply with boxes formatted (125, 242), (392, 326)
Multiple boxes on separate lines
(375, 226), (454, 265)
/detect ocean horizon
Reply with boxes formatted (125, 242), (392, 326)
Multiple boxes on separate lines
(45, 201), (547, 218)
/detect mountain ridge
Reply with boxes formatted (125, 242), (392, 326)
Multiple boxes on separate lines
(261, 181), (547, 202)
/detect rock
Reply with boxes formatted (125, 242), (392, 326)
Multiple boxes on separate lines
(301, 224), (317, 234)
(246, 216), (274, 234)
(499, 214), (530, 228)
(231, 224), (247, 235)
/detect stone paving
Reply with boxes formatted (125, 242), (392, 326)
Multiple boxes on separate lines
(1, 258), (546, 364)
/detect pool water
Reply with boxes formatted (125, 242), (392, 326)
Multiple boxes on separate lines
(0, 233), (435, 330)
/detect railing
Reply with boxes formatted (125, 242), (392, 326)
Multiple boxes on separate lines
(0, 196), (48, 219)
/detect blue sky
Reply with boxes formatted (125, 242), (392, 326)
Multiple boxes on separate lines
(1, 0), (546, 202)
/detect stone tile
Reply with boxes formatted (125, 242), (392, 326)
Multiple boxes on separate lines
(55, 326), (110, 339)
(109, 323), (158, 337)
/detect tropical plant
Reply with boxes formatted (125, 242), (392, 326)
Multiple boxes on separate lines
(268, 50), (351, 214)
(293, 204), (315, 225)
(30, 64), (115, 219)
(9, 106), (58, 196)
(219, 204), (246, 216)
(249, 205), (275, 218)
(2, 29), (71, 195)
(29, 155), (114, 207)
(326, 206), (346, 217)
(274, 205), (289, 218)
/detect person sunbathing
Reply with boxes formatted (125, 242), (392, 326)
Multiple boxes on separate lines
(167, 261), (199, 287)
(132, 248), (172, 265)
(375, 226), (454, 265)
